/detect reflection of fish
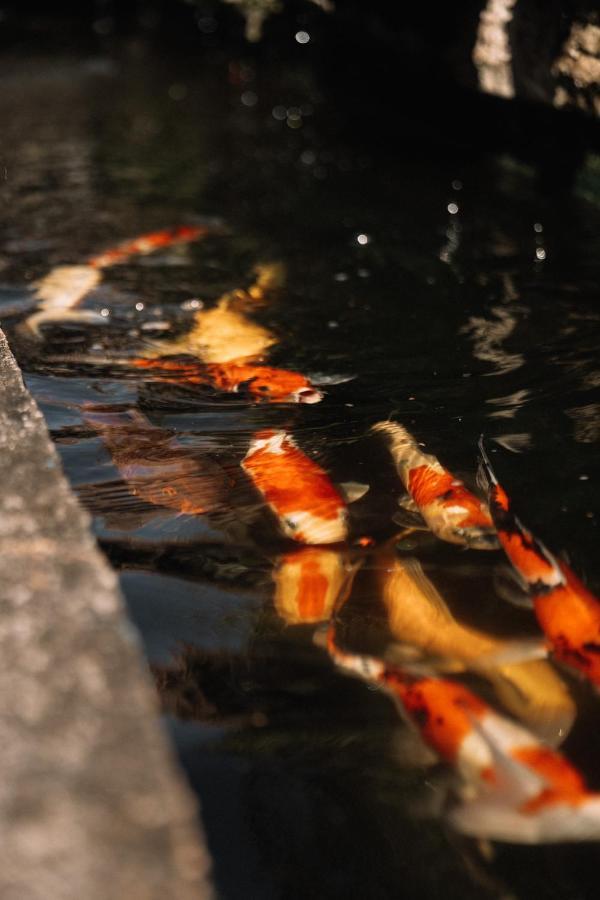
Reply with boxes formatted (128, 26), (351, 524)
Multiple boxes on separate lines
(376, 551), (574, 744)
(372, 421), (497, 549)
(23, 224), (210, 335)
(131, 358), (323, 404)
(142, 263), (284, 364)
(273, 548), (359, 624)
(325, 627), (600, 844)
(479, 438), (600, 687)
(242, 430), (348, 544)
(83, 407), (229, 516)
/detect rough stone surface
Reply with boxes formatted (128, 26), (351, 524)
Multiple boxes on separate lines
(0, 328), (213, 900)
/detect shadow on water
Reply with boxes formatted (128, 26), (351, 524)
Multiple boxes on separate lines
(2, 34), (600, 900)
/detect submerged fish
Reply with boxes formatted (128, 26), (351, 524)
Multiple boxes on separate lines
(325, 627), (600, 844)
(372, 421), (498, 549)
(87, 224), (210, 269)
(22, 224), (210, 335)
(273, 548), (359, 624)
(130, 358), (323, 404)
(376, 550), (575, 744)
(141, 262), (284, 364)
(242, 430), (348, 544)
(479, 438), (600, 687)
(83, 407), (229, 516)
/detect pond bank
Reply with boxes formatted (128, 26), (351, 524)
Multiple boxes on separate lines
(0, 327), (212, 900)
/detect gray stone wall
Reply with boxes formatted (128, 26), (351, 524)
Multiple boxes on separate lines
(0, 328), (213, 900)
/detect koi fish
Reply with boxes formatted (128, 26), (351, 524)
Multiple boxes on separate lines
(22, 224), (211, 336)
(479, 438), (600, 687)
(273, 548), (359, 624)
(242, 430), (348, 544)
(375, 550), (575, 744)
(83, 407), (229, 516)
(372, 421), (498, 549)
(87, 224), (210, 269)
(130, 358), (323, 404)
(141, 262), (284, 364)
(325, 627), (600, 843)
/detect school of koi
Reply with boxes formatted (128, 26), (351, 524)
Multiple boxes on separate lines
(15, 223), (600, 846)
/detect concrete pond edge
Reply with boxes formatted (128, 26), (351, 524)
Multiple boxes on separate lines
(0, 327), (213, 900)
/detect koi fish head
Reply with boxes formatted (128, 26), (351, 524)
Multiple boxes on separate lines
(239, 366), (323, 404)
(443, 521), (500, 551)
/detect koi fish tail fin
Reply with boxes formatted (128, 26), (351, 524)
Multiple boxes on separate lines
(449, 793), (600, 844)
(223, 261), (286, 312)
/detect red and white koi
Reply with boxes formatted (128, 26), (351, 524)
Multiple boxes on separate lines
(130, 358), (323, 404)
(23, 224), (210, 335)
(479, 438), (600, 687)
(273, 548), (359, 624)
(242, 430), (348, 544)
(83, 407), (229, 516)
(325, 626), (600, 843)
(372, 421), (498, 549)
(86, 224), (209, 269)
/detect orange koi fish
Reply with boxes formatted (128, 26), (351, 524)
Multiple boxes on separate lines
(325, 627), (600, 843)
(479, 438), (600, 686)
(130, 358), (323, 404)
(242, 430), (348, 544)
(273, 548), (359, 624)
(372, 421), (498, 549)
(376, 550), (575, 744)
(83, 407), (229, 516)
(23, 224), (210, 335)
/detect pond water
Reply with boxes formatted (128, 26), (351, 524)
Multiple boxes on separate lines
(2, 45), (600, 900)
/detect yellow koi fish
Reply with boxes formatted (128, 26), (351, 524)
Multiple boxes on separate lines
(374, 550), (575, 745)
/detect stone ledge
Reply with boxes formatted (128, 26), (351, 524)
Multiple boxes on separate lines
(0, 328), (213, 900)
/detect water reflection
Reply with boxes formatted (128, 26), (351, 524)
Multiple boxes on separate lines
(3, 50), (600, 899)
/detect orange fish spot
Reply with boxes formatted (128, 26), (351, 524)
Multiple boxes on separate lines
(384, 675), (488, 762)
(408, 465), (493, 529)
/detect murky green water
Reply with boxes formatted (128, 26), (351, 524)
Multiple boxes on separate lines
(2, 46), (600, 900)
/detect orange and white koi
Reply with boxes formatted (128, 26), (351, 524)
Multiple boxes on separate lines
(376, 550), (575, 744)
(372, 421), (498, 549)
(22, 224), (211, 336)
(325, 627), (600, 843)
(130, 358), (323, 404)
(273, 548), (360, 624)
(141, 262), (284, 364)
(83, 407), (229, 516)
(479, 438), (600, 687)
(242, 430), (348, 544)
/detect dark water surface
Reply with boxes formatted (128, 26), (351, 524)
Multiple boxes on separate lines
(2, 47), (600, 900)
